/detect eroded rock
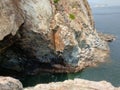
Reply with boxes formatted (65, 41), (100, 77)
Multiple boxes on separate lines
(0, 0), (110, 73)
(0, 0), (24, 40)
(98, 32), (116, 42)
(0, 76), (23, 90)
(24, 79), (120, 90)
(17, 0), (109, 73)
(0, 77), (119, 90)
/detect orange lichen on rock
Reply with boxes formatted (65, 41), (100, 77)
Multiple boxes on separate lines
(53, 27), (65, 52)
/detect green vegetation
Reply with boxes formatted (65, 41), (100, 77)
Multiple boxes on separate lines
(69, 14), (75, 20)
(54, 0), (59, 3)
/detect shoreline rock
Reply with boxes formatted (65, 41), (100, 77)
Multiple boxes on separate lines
(25, 78), (120, 90)
(0, 0), (110, 74)
(0, 76), (119, 90)
(98, 32), (116, 42)
(0, 76), (23, 90)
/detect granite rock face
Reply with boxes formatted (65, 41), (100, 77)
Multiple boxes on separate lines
(0, 0), (109, 73)
(24, 79), (120, 90)
(0, 76), (23, 90)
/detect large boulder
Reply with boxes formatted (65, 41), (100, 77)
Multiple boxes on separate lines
(24, 79), (120, 90)
(0, 76), (23, 90)
(0, 77), (119, 90)
(0, 0), (110, 73)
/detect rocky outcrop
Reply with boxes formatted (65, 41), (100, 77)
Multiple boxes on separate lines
(0, 77), (119, 90)
(0, 0), (110, 74)
(98, 32), (116, 42)
(24, 79), (120, 90)
(0, 76), (23, 90)
(0, 0), (24, 40)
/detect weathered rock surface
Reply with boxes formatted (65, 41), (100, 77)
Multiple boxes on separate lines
(0, 0), (110, 73)
(0, 76), (23, 90)
(0, 0), (24, 40)
(0, 77), (119, 90)
(24, 79), (120, 90)
(98, 32), (116, 42)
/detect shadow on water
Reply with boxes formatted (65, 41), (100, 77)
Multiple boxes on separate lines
(20, 63), (113, 87)
(21, 71), (84, 87)
(21, 73), (69, 87)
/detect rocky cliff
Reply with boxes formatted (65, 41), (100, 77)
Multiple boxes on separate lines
(0, 0), (109, 74)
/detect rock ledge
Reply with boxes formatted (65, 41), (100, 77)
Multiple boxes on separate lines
(24, 78), (120, 90)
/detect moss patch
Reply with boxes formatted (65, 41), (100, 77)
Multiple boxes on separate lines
(69, 14), (75, 20)
(54, 0), (59, 3)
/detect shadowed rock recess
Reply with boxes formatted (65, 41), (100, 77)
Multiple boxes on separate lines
(0, 0), (110, 74)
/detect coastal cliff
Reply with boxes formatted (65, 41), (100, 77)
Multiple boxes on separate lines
(0, 0), (109, 74)
(0, 0), (118, 90)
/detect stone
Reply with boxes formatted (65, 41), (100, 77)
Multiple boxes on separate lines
(0, 0), (24, 40)
(24, 78), (120, 90)
(17, 0), (109, 73)
(98, 32), (116, 42)
(0, 0), (24, 55)
(0, 77), (119, 90)
(0, 0), (110, 73)
(0, 76), (23, 90)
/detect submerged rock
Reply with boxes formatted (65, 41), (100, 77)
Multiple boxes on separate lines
(0, 0), (110, 73)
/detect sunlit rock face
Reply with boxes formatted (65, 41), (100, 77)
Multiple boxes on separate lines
(0, 0), (109, 73)
(0, 0), (24, 40)
(0, 76), (23, 90)
(0, 77), (119, 90)
(24, 79), (120, 90)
